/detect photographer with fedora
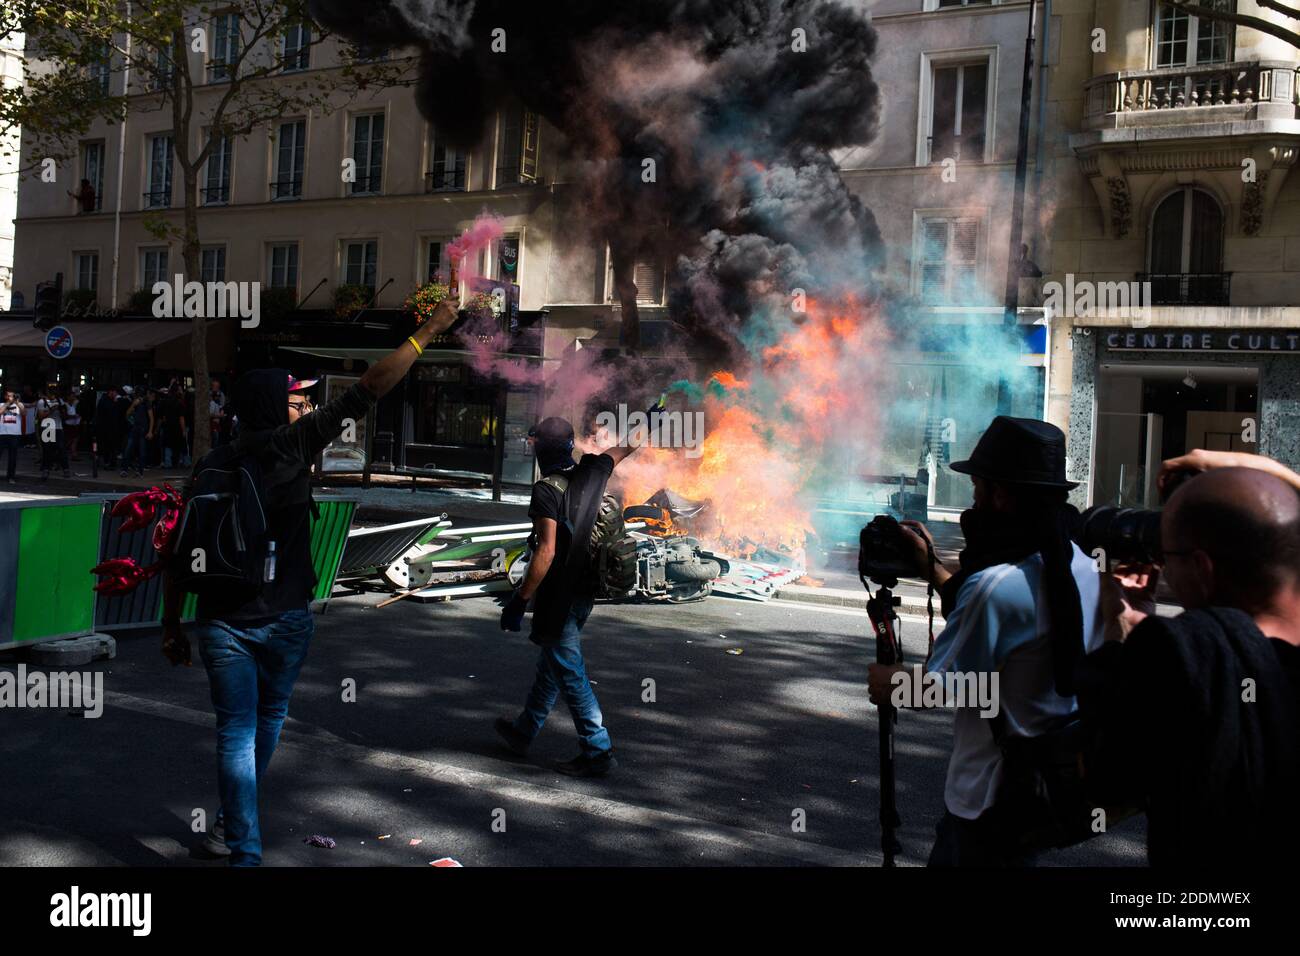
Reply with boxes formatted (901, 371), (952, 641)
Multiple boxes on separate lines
(867, 416), (1103, 866)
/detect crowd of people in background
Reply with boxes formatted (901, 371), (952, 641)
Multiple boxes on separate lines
(0, 376), (233, 483)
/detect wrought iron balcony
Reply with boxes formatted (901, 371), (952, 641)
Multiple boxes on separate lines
(425, 168), (466, 192)
(1084, 60), (1297, 129)
(270, 178), (302, 200)
(1136, 272), (1232, 307)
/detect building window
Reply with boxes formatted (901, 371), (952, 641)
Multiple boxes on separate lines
(75, 253), (99, 291)
(926, 60), (989, 164)
(281, 23), (311, 72)
(1155, 1), (1233, 70)
(200, 246), (227, 283)
(427, 129), (467, 191)
(203, 134), (232, 204)
(87, 42), (110, 94)
(415, 379), (497, 448)
(918, 216), (979, 304)
(425, 239), (450, 284)
(272, 120), (306, 199)
(1146, 187), (1227, 304)
(495, 108), (540, 187)
(144, 134), (174, 208)
(933, 0), (992, 7)
(209, 13), (240, 82)
(141, 248), (169, 289)
(343, 240), (378, 291)
(80, 142), (105, 212)
(268, 243), (299, 290)
(149, 45), (175, 91)
(605, 249), (665, 306)
(350, 113), (385, 194)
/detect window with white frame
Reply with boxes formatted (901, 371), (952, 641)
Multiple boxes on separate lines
(425, 239), (451, 284)
(496, 108), (540, 187)
(427, 128), (467, 191)
(75, 253), (99, 291)
(149, 44), (175, 91)
(605, 248), (665, 306)
(343, 240), (378, 290)
(144, 134), (174, 208)
(1155, 1), (1233, 70)
(87, 42), (110, 93)
(268, 243), (300, 290)
(282, 22), (311, 72)
(924, 58), (990, 165)
(81, 142), (105, 212)
(932, 0), (993, 8)
(351, 113), (385, 194)
(272, 120), (306, 199)
(917, 216), (980, 304)
(203, 134), (232, 204)
(209, 12), (240, 82)
(200, 246), (227, 283)
(141, 248), (169, 289)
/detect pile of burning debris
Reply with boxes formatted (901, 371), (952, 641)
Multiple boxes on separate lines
(334, 489), (807, 607)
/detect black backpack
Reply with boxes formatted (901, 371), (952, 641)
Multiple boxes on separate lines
(169, 436), (272, 599)
(537, 472), (638, 598)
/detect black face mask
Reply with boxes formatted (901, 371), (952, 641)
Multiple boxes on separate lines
(536, 443), (576, 476)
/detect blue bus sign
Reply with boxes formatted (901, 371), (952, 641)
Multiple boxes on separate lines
(45, 325), (74, 359)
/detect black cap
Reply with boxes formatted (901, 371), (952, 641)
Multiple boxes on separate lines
(529, 416), (574, 449)
(949, 415), (1077, 489)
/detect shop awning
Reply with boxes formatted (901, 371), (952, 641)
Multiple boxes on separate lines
(0, 320), (191, 351)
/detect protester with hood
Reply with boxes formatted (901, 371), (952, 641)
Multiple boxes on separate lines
(866, 416), (1103, 866)
(161, 294), (460, 866)
(1077, 453), (1300, 867)
(493, 407), (656, 778)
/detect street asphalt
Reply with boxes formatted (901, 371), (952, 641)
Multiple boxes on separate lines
(0, 589), (1148, 867)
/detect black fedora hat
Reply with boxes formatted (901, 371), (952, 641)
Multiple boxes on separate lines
(949, 415), (1078, 489)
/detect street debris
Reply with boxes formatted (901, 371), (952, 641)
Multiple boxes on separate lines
(409, 838), (423, 846)
(430, 858), (463, 867)
(303, 835), (336, 849)
(726, 648), (744, 656)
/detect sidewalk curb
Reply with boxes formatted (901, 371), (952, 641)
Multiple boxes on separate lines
(773, 587), (936, 618)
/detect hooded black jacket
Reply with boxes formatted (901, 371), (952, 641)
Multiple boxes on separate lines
(186, 369), (372, 623)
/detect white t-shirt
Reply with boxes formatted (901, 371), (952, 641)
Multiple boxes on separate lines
(0, 402), (22, 436)
(925, 543), (1103, 820)
(65, 399), (80, 425)
(36, 399), (64, 430)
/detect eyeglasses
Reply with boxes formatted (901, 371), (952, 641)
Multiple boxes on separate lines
(288, 399), (313, 413)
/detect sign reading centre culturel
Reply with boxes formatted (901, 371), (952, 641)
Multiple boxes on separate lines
(1105, 330), (1300, 353)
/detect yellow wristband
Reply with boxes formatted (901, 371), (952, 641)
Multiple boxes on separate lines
(407, 335), (424, 357)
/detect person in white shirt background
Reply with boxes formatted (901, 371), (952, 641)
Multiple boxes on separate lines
(0, 388), (24, 483)
(35, 386), (70, 480)
(64, 387), (82, 461)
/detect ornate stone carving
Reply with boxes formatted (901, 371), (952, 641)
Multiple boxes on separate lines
(1242, 169), (1269, 235)
(1106, 177), (1132, 238)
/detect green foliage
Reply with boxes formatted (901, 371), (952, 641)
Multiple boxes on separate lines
(333, 283), (371, 318)
(126, 288), (155, 314)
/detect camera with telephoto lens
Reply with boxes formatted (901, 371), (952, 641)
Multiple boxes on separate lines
(859, 514), (920, 586)
(1073, 467), (1197, 566)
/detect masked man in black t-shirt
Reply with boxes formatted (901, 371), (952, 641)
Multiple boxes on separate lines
(161, 296), (460, 865)
(495, 414), (648, 777)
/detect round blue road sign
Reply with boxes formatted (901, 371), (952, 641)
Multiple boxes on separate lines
(45, 325), (74, 359)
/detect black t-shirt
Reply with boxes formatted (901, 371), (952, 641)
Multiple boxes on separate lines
(527, 452), (614, 643)
(189, 383), (373, 624)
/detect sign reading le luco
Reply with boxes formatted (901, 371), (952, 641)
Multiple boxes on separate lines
(1105, 330), (1300, 353)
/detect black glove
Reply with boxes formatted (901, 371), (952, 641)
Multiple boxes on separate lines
(500, 593), (528, 632)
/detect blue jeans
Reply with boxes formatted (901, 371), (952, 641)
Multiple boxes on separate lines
(1, 434), (17, 479)
(513, 598), (612, 756)
(196, 608), (314, 866)
(120, 430), (147, 472)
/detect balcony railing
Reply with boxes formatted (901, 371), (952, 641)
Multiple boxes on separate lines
(270, 178), (302, 200)
(348, 174), (382, 195)
(425, 168), (466, 192)
(142, 189), (171, 209)
(1085, 60), (1298, 126)
(200, 185), (229, 204)
(1137, 272), (1232, 307)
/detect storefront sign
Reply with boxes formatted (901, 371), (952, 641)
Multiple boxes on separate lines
(1104, 329), (1300, 353)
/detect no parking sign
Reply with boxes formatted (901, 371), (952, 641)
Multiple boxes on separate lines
(45, 325), (73, 359)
